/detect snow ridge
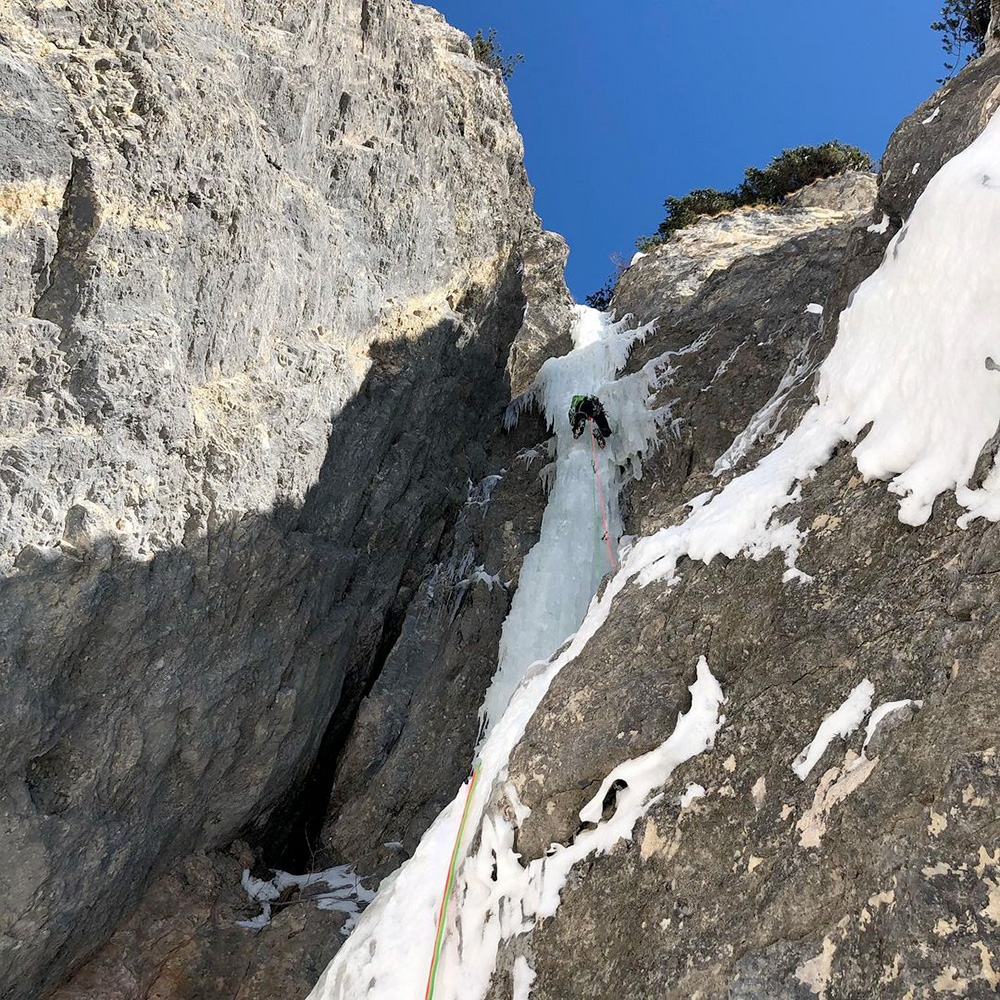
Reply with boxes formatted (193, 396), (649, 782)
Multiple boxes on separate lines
(792, 679), (874, 780)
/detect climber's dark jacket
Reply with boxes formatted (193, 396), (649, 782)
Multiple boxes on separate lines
(569, 394), (613, 441)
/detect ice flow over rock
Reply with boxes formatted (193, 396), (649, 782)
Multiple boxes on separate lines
(479, 307), (633, 735)
(818, 106), (1000, 526)
(307, 305), (659, 999)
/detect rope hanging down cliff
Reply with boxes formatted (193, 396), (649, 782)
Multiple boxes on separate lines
(590, 425), (618, 572)
(423, 767), (480, 1000)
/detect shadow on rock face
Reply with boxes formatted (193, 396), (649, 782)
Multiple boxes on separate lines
(0, 265), (529, 1000)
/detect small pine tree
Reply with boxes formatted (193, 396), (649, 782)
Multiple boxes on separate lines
(932, 0), (992, 80)
(585, 277), (616, 311)
(585, 254), (628, 312)
(654, 188), (741, 240)
(471, 28), (524, 82)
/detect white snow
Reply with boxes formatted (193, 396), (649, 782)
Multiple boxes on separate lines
(912, 162), (921, 175)
(867, 213), (891, 235)
(628, 404), (837, 587)
(922, 107), (941, 125)
(792, 679), (874, 780)
(236, 865), (373, 933)
(680, 782), (707, 807)
(863, 699), (923, 750)
(306, 307), (666, 1000)
(709, 342), (742, 386)
(805, 303), (823, 315)
(512, 957), (536, 1000)
(466, 474), (504, 510)
(818, 108), (1000, 527)
(466, 567), (507, 591)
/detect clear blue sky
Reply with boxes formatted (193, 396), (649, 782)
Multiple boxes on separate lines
(426, 1), (950, 301)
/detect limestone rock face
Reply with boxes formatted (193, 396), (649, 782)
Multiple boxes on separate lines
(612, 171), (874, 328)
(484, 54), (1000, 1000)
(0, 2), (571, 997)
(783, 169), (878, 214)
(0, 0), (536, 569)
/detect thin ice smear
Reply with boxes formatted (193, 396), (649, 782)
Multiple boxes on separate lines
(236, 865), (373, 932)
(712, 344), (818, 478)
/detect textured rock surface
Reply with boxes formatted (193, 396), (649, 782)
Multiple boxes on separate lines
(506, 228), (574, 397)
(988, 1), (1000, 54)
(49, 846), (349, 1000)
(612, 175), (874, 327)
(783, 170), (878, 214)
(0, 0), (535, 568)
(0, 1), (570, 997)
(605, 172), (876, 536)
(483, 55), (1000, 1000)
(321, 410), (551, 874)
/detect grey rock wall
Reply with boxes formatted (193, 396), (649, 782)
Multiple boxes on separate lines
(1, 0), (535, 569)
(0, 1), (571, 997)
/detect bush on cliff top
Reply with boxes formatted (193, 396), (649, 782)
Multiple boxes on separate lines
(472, 28), (524, 82)
(639, 141), (873, 248)
(588, 140), (872, 309)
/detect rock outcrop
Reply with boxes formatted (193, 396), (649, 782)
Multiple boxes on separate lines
(0, 2), (570, 997)
(988, 0), (1000, 54)
(482, 50), (1000, 1000)
(49, 846), (341, 1000)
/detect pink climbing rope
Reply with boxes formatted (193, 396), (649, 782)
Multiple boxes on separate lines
(590, 424), (618, 571)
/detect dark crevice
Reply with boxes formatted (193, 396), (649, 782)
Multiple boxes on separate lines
(360, 0), (371, 50)
(250, 499), (465, 873)
(233, 251), (530, 875)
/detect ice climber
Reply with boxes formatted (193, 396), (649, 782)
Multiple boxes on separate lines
(569, 394), (613, 448)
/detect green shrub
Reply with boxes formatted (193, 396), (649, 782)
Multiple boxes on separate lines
(472, 28), (524, 82)
(737, 142), (874, 205)
(585, 276), (616, 311)
(585, 253), (628, 312)
(652, 188), (741, 241)
(932, 0), (992, 79)
(638, 140), (872, 249)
